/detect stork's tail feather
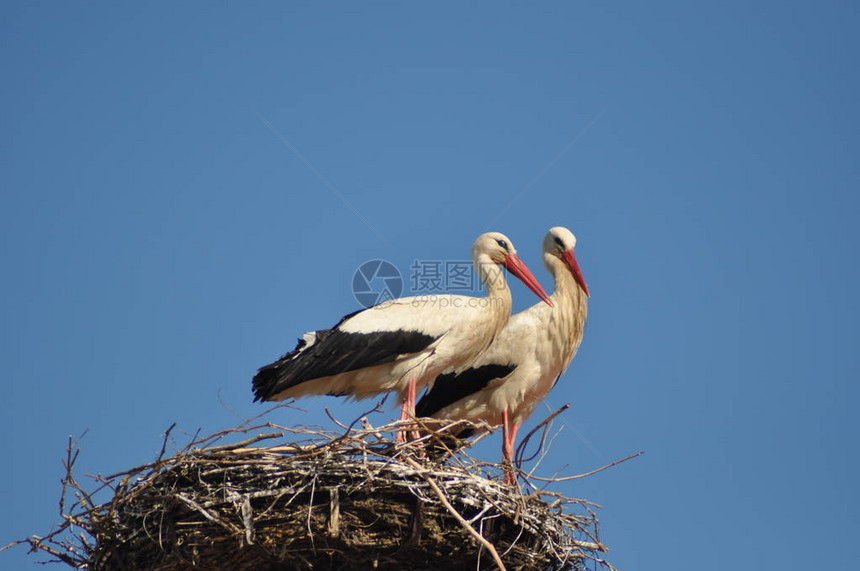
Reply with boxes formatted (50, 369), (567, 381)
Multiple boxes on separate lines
(252, 335), (312, 402)
(252, 362), (285, 402)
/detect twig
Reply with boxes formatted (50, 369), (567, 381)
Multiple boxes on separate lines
(175, 493), (242, 534)
(155, 422), (177, 464)
(205, 431), (284, 453)
(321, 399), (386, 450)
(529, 451), (645, 482)
(403, 457), (508, 571)
(515, 404), (570, 466)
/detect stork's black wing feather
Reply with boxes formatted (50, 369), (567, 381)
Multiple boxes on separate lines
(415, 363), (517, 418)
(252, 311), (438, 402)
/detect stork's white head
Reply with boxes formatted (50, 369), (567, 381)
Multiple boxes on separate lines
(472, 231), (518, 265)
(473, 232), (553, 305)
(543, 226), (589, 297)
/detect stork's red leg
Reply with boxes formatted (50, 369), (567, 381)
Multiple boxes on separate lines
(502, 408), (517, 485)
(396, 377), (419, 444)
(509, 422), (520, 460)
(396, 387), (411, 444)
(509, 422), (521, 484)
(408, 377), (424, 444)
(408, 376), (417, 417)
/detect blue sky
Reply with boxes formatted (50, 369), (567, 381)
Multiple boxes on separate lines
(2, 2), (857, 568)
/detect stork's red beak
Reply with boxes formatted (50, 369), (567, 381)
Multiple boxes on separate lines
(562, 249), (589, 297)
(504, 254), (553, 306)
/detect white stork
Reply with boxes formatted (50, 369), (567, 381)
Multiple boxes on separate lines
(252, 232), (553, 429)
(415, 227), (589, 483)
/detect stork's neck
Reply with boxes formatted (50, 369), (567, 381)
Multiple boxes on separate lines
(475, 255), (512, 297)
(543, 252), (589, 365)
(474, 253), (513, 331)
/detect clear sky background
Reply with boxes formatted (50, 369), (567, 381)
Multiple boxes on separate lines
(2, 2), (857, 569)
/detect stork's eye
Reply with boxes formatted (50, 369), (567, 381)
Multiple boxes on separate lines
(496, 239), (508, 251)
(554, 236), (564, 248)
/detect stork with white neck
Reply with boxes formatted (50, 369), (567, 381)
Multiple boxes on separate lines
(415, 227), (589, 483)
(252, 232), (553, 429)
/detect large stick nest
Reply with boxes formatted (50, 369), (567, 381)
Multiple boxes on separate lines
(9, 410), (624, 570)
